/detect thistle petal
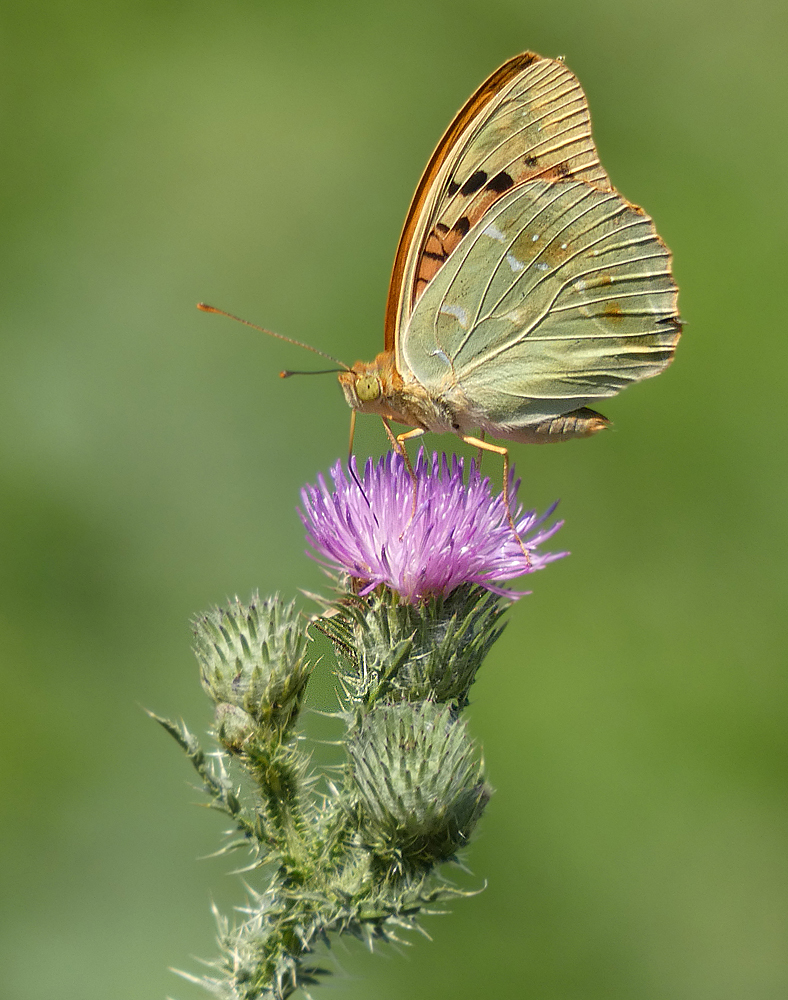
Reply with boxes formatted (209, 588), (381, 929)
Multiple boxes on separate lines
(300, 449), (566, 602)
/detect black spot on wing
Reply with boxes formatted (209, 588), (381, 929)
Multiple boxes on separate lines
(460, 170), (488, 195)
(524, 154), (538, 167)
(486, 170), (514, 193)
(447, 179), (460, 196)
(452, 216), (470, 238)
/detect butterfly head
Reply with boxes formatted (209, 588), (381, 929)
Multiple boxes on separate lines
(338, 351), (401, 417)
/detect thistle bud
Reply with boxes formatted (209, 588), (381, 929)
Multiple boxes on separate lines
(323, 584), (507, 709)
(193, 594), (311, 742)
(213, 702), (256, 751)
(347, 701), (491, 872)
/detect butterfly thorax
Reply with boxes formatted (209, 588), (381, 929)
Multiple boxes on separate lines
(338, 350), (457, 433)
(338, 348), (615, 445)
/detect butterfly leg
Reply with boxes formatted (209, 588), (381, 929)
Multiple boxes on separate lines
(460, 435), (531, 568)
(475, 430), (486, 472)
(395, 426), (427, 449)
(380, 419), (422, 474)
(381, 419), (425, 530)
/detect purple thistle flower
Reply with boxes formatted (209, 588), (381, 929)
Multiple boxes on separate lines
(300, 449), (566, 603)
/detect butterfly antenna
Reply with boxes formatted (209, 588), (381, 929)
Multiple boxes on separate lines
(197, 303), (350, 370)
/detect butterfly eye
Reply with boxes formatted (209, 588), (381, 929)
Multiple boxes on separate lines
(355, 375), (381, 403)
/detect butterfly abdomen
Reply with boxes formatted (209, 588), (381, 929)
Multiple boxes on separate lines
(500, 407), (611, 444)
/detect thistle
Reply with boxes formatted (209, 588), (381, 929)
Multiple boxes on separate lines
(154, 449), (565, 999)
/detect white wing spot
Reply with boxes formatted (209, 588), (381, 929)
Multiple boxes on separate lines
(560, 242), (568, 250)
(502, 306), (528, 325)
(531, 234), (540, 242)
(439, 303), (470, 329)
(535, 261), (549, 271)
(483, 223), (507, 242)
(506, 253), (525, 273)
(574, 279), (587, 291)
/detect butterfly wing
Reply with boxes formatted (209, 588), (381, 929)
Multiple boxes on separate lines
(400, 179), (680, 435)
(385, 53), (612, 351)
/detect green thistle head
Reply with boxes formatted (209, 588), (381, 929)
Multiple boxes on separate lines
(347, 701), (491, 874)
(193, 593), (312, 745)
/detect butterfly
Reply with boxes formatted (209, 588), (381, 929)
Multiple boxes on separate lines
(202, 51), (680, 471)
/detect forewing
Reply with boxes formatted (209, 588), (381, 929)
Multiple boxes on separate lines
(385, 53), (611, 350)
(401, 179), (681, 428)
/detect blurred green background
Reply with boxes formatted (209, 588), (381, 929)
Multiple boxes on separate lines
(2, 1), (786, 998)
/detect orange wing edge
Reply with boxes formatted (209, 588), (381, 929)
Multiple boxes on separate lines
(382, 52), (544, 352)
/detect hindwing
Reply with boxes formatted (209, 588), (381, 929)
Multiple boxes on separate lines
(400, 179), (680, 429)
